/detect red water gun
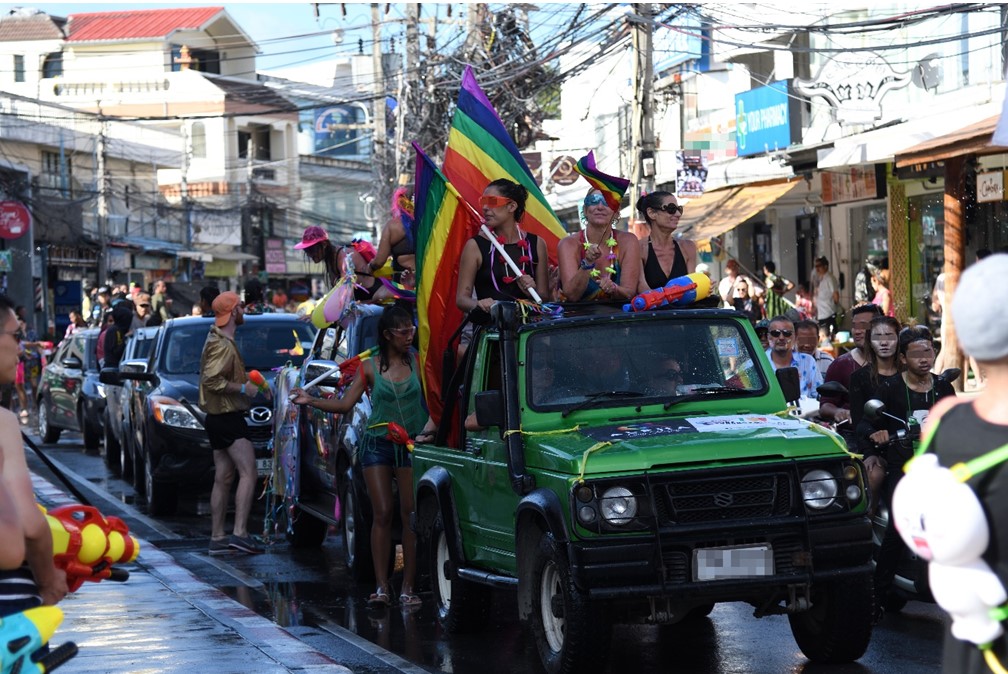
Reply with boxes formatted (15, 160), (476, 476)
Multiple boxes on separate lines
(624, 272), (713, 312)
(247, 369), (269, 395)
(44, 504), (139, 592)
(385, 422), (415, 453)
(337, 347), (376, 387)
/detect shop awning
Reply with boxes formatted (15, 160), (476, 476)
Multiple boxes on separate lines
(676, 181), (801, 241)
(895, 115), (1006, 167)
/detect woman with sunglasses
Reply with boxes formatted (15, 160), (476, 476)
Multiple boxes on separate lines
(456, 179), (549, 314)
(291, 305), (435, 609)
(635, 191), (697, 292)
(557, 188), (641, 301)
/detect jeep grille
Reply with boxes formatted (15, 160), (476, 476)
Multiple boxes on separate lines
(660, 473), (792, 524)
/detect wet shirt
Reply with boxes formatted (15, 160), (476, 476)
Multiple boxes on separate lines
(199, 326), (251, 415)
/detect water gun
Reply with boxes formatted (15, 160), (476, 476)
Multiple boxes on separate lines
(44, 504), (139, 592)
(369, 422), (415, 453)
(623, 272), (712, 312)
(247, 370), (269, 395)
(337, 347), (376, 387)
(0, 606), (77, 674)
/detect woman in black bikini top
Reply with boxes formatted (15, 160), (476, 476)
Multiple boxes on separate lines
(635, 191), (698, 291)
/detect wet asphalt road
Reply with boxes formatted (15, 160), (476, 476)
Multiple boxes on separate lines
(24, 424), (946, 674)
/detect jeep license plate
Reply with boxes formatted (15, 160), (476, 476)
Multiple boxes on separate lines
(256, 458), (272, 477)
(693, 545), (773, 581)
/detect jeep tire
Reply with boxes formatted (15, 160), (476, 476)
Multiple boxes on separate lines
(530, 532), (612, 674)
(430, 514), (490, 633)
(38, 400), (60, 444)
(788, 574), (873, 663)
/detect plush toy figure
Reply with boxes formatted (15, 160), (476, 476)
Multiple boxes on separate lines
(892, 453), (1008, 645)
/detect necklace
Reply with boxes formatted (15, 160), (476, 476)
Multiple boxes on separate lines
(489, 225), (533, 292)
(581, 226), (618, 280)
(904, 372), (935, 420)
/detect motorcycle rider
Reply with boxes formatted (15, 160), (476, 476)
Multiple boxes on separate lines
(856, 325), (956, 621)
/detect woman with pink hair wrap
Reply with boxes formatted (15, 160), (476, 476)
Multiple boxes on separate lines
(366, 186), (416, 289)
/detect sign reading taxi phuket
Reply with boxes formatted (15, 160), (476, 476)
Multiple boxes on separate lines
(0, 201), (31, 240)
(794, 52), (911, 127)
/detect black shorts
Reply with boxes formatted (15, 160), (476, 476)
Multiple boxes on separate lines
(205, 411), (251, 450)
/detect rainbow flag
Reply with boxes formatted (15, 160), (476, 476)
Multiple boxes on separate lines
(443, 65), (566, 263)
(412, 142), (480, 425)
(574, 150), (629, 211)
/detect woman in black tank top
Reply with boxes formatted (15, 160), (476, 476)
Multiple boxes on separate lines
(635, 191), (698, 291)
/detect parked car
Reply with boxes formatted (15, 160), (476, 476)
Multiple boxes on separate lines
(103, 326), (160, 481)
(272, 304), (387, 579)
(103, 314), (316, 516)
(37, 328), (105, 451)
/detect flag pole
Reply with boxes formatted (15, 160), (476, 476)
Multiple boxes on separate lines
(453, 192), (544, 304)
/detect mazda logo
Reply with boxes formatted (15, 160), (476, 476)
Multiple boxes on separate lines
(713, 492), (734, 508)
(250, 407), (272, 424)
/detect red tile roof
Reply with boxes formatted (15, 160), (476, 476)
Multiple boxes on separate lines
(66, 7), (224, 43)
(0, 14), (66, 42)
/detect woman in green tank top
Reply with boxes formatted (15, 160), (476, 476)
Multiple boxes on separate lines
(291, 305), (434, 609)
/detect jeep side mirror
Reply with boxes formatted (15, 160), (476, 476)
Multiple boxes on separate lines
(938, 368), (961, 384)
(99, 368), (122, 386)
(816, 380), (848, 398)
(775, 366), (801, 404)
(304, 360), (342, 388)
(474, 390), (504, 429)
(62, 355), (83, 370)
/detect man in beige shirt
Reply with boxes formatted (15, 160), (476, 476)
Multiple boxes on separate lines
(198, 291), (268, 555)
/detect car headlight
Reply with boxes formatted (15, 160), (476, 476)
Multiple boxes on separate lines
(96, 384), (107, 399)
(599, 486), (638, 525)
(150, 396), (204, 430)
(801, 469), (838, 509)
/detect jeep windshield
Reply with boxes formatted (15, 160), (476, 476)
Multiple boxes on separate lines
(525, 317), (767, 412)
(161, 322), (316, 374)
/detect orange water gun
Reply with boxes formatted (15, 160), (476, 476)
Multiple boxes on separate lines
(44, 504), (139, 592)
(247, 370), (269, 395)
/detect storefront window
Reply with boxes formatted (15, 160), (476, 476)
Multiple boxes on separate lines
(848, 203), (888, 305)
(908, 194), (944, 327)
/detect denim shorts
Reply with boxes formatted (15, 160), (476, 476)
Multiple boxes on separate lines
(361, 436), (412, 469)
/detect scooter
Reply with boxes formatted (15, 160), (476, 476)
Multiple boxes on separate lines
(860, 367), (961, 614)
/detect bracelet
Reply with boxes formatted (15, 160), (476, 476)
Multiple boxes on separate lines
(240, 383), (246, 395)
(579, 259), (594, 270)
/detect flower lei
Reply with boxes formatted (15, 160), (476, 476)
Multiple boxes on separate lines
(581, 227), (617, 279)
(490, 227), (534, 292)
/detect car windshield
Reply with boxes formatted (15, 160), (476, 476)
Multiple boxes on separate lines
(82, 334), (98, 371)
(161, 322), (315, 374)
(525, 318), (766, 411)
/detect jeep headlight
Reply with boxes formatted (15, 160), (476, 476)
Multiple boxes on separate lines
(801, 469), (838, 509)
(150, 396), (204, 430)
(599, 486), (637, 525)
(96, 383), (107, 399)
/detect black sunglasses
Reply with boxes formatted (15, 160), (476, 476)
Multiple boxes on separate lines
(769, 329), (793, 338)
(659, 203), (684, 216)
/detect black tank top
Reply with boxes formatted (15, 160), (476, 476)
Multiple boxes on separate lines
(643, 239), (687, 289)
(472, 233), (540, 301)
(933, 402), (1008, 670)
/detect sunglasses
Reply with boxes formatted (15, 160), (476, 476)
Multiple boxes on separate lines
(659, 202), (684, 216)
(139, 304), (151, 308)
(769, 329), (793, 338)
(1, 329), (24, 341)
(479, 195), (513, 209)
(389, 326), (416, 336)
(583, 192), (608, 208)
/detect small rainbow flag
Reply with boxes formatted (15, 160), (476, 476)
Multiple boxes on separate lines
(574, 150), (630, 212)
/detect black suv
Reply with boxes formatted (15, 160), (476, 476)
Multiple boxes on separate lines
(103, 326), (159, 481)
(37, 328), (105, 451)
(104, 315), (316, 516)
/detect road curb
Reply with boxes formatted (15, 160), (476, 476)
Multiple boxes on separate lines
(32, 472), (352, 673)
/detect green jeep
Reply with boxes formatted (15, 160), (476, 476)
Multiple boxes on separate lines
(412, 303), (874, 674)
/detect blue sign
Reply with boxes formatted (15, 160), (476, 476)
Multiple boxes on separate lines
(312, 105), (365, 157)
(734, 81), (800, 157)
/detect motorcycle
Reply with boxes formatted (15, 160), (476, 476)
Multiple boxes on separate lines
(860, 367), (961, 614)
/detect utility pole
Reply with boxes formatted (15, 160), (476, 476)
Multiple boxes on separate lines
(180, 124), (192, 278)
(630, 3), (656, 204)
(96, 115), (109, 284)
(371, 3), (387, 237)
(398, 2), (420, 185)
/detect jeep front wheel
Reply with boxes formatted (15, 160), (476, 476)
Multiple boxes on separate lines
(429, 514), (489, 633)
(530, 533), (612, 674)
(788, 574), (873, 663)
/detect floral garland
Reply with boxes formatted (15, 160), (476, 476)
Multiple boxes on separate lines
(581, 227), (617, 279)
(490, 227), (534, 292)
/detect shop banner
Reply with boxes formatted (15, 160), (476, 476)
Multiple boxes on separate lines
(734, 81), (801, 157)
(977, 171), (1004, 203)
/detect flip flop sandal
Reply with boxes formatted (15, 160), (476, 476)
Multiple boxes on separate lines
(399, 592), (422, 608)
(367, 589), (391, 607)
